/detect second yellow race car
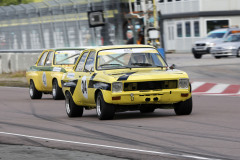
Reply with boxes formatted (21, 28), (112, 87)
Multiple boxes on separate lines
(26, 48), (85, 100)
(61, 45), (192, 120)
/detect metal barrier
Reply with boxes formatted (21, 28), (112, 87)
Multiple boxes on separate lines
(0, 0), (126, 51)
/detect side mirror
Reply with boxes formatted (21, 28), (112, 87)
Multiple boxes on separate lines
(169, 64), (176, 69)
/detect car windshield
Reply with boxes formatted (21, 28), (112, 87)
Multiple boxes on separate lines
(224, 34), (240, 42)
(207, 32), (225, 39)
(54, 50), (82, 65)
(97, 48), (167, 70)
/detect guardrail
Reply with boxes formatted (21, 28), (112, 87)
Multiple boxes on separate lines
(0, 50), (43, 74)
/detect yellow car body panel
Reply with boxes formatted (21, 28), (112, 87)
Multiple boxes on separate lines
(62, 45), (192, 110)
(26, 48), (85, 99)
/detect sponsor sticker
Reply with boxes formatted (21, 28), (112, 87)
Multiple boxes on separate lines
(53, 67), (62, 72)
(42, 72), (47, 87)
(81, 76), (88, 99)
(67, 73), (75, 78)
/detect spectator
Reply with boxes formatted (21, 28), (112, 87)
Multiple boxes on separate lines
(126, 30), (134, 44)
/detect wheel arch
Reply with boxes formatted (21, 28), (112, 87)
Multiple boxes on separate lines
(94, 89), (102, 103)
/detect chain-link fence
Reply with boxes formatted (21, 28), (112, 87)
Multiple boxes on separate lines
(0, 0), (128, 50)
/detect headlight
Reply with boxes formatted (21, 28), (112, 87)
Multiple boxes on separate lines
(207, 42), (215, 47)
(179, 79), (189, 89)
(226, 46), (237, 50)
(112, 82), (123, 93)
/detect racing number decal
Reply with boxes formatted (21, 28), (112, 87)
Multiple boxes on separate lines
(81, 76), (88, 99)
(42, 72), (47, 87)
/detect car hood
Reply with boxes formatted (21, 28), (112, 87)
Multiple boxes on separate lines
(194, 38), (222, 44)
(102, 69), (189, 82)
(213, 42), (240, 48)
(54, 65), (74, 72)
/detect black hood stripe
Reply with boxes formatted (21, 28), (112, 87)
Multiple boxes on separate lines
(117, 72), (136, 81)
(90, 73), (97, 80)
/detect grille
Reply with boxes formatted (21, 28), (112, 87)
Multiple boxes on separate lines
(196, 43), (206, 46)
(124, 80), (178, 91)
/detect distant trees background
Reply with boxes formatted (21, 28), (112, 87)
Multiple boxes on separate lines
(0, 0), (36, 6)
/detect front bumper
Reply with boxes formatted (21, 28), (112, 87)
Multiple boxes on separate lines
(211, 49), (237, 56)
(104, 89), (191, 105)
(192, 47), (211, 55)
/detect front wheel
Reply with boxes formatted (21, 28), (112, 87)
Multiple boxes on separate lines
(193, 53), (202, 59)
(65, 92), (83, 117)
(29, 80), (42, 99)
(96, 92), (115, 120)
(174, 97), (192, 115)
(52, 79), (64, 100)
(236, 49), (240, 58)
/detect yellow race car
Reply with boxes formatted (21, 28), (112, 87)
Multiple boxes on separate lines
(61, 45), (192, 120)
(26, 48), (85, 100)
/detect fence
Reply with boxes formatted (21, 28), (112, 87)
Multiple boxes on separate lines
(0, 0), (127, 50)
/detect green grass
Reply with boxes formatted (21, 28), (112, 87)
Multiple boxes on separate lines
(0, 71), (28, 87)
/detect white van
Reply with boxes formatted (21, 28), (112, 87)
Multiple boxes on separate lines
(192, 28), (240, 59)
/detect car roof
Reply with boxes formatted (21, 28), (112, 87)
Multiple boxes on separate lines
(82, 45), (155, 52)
(44, 47), (89, 51)
(211, 28), (240, 33)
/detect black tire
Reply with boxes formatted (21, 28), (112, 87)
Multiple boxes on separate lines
(96, 92), (115, 120)
(29, 80), (42, 99)
(52, 79), (64, 100)
(236, 49), (240, 58)
(65, 92), (83, 117)
(140, 106), (155, 113)
(174, 97), (192, 115)
(214, 56), (221, 59)
(193, 53), (202, 59)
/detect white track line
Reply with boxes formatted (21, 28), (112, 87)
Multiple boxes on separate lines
(205, 84), (230, 93)
(0, 131), (221, 160)
(191, 82), (206, 91)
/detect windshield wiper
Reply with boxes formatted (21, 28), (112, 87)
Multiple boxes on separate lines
(99, 64), (122, 68)
(131, 63), (152, 66)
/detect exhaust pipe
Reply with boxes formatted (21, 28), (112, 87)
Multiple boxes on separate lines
(145, 98), (150, 102)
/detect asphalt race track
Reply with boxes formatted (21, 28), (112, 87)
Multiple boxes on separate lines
(0, 54), (240, 160)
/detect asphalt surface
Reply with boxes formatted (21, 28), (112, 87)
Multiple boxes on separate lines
(0, 53), (240, 160)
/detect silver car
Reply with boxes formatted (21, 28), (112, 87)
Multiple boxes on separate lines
(192, 28), (240, 59)
(210, 33), (240, 59)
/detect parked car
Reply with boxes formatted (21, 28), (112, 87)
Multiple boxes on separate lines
(192, 28), (240, 59)
(61, 45), (192, 120)
(26, 48), (85, 100)
(211, 33), (240, 58)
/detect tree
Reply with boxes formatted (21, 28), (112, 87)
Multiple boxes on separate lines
(0, 0), (35, 6)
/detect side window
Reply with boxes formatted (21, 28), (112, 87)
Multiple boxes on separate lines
(194, 21), (200, 37)
(177, 23), (183, 37)
(75, 51), (89, 72)
(37, 51), (48, 66)
(44, 51), (54, 66)
(185, 21), (191, 37)
(84, 51), (96, 72)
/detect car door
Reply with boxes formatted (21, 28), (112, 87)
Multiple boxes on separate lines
(35, 50), (49, 90)
(72, 51), (89, 104)
(43, 50), (54, 90)
(81, 50), (96, 105)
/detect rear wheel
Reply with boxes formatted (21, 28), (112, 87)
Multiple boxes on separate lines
(96, 92), (115, 120)
(29, 80), (42, 99)
(52, 79), (64, 100)
(65, 92), (83, 117)
(174, 97), (192, 115)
